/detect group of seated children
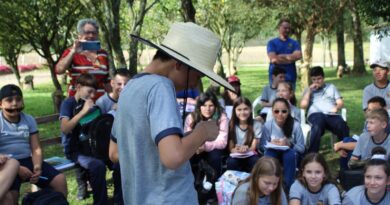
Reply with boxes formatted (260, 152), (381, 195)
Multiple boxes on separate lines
(231, 150), (390, 205)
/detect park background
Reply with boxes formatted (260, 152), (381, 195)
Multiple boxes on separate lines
(0, 0), (389, 204)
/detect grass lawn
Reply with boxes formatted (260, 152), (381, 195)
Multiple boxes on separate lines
(17, 66), (372, 203)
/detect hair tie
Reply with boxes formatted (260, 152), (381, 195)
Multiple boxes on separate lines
(371, 154), (386, 160)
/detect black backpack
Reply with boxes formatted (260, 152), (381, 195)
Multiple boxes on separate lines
(22, 189), (68, 205)
(88, 114), (114, 161)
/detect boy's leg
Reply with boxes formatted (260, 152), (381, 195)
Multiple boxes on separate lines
(77, 155), (108, 205)
(112, 163), (123, 205)
(325, 115), (350, 141)
(75, 166), (87, 200)
(0, 158), (19, 199)
(308, 113), (327, 152)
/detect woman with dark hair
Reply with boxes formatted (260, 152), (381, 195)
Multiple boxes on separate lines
(260, 98), (305, 191)
(226, 97), (261, 172)
(184, 91), (228, 178)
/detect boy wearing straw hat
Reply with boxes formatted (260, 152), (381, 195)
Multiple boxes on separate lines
(111, 22), (234, 204)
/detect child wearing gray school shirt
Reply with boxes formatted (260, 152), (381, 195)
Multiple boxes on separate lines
(290, 153), (341, 205)
(343, 147), (390, 205)
(231, 157), (288, 205)
(350, 109), (390, 163)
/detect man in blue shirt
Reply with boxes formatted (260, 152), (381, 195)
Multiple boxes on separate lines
(267, 19), (302, 88)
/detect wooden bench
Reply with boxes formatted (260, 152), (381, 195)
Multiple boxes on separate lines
(35, 114), (76, 172)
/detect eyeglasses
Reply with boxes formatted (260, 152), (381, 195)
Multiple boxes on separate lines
(273, 109), (288, 114)
(82, 30), (98, 35)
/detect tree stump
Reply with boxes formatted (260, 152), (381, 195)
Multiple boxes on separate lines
(24, 75), (34, 90)
(52, 90), (64, 113)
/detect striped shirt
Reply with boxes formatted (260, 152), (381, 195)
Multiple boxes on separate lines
(59, 48), (109, 99)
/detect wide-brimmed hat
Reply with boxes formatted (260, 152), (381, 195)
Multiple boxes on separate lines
(130, 22), (235, 92)
(370, 59), (390, 69)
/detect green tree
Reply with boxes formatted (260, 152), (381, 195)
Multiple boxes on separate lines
(196, 0), (270, 76)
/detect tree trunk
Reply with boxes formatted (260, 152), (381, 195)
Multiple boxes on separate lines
(328, 38), (334, 68)
(108, 0), (127, 69)
(322, 35), (326, 68)
(336, 13), (346, 68)
(301, 26), (317, 90)
(181, 0), (196, 23)
(350, 0), (366, 74)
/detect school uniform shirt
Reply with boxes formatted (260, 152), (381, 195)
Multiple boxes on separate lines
(343, 185), (390, 205)
(352, 132), (390, 160)
(111, 73), (197, 205)
(362, 81), (390, 112)
(260, 119), (305, 154)
(0, 111), (38, 160)
(231, 181), (288, 205)
(96, 93), (117, 114)
(261, 85), (277, 104)
(234, 120), (262, 145)
(302, 83), (342, 117)
(289, 180), (341, 205)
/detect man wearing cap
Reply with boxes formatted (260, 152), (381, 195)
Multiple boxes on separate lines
(111, 22), (234, 204)
(267, 19), (301, 88)
(362, 59), (390, 113)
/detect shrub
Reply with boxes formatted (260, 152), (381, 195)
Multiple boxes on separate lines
(0, 65), (12, 74)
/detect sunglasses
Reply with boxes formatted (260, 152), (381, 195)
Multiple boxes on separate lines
(273, 109), (288, 114)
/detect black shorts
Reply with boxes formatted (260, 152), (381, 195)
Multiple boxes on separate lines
(10, 157), (61, 191)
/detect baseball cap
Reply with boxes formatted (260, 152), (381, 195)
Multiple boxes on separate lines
(0, 84), (23, 101)
(370, 59), (390, 69)
(227, 75), (241, 85)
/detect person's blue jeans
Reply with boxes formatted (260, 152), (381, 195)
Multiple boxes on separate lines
(111, 163), (123, 205)
(226, 155), (260, 172)
(77, 155), (108, 205)
(308, 113), (350, 152)
(191, 149), (225, 180)
(265, 148), (297, 191)
(339, 137), (357, 170)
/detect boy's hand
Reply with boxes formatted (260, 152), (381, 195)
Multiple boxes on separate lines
(195, 120), (219, 142)
(309, 83), (319, 91)
(80, 99), (95, 115)
(18, 166), (33, 181)
(30, 166), (42, 184)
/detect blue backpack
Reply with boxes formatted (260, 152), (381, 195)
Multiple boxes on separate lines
(22, 189), (68, 205)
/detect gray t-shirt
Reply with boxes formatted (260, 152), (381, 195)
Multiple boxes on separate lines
(261, 85), (277, 104)
(362, 82), (390, 112)
(112, 73), (197, 205)
(303, 83), (342, 117)
(343, 185), (390, 205)
(232, 181), (288, 205)
(96, 93), (117, 114)
(235, 121), (262, 145)
(0, 112), (38, 159)
(289, 180), (341, 205)
(352, 132), (390, 160)
(261, 119), (305, 154)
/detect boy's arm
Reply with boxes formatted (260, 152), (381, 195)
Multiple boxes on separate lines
(300, 89), (311, 109)
(109, 139), (119, 163)
(60, 99), (94, 134)
(157, 121), (218, 170)
(30, 133), (42, 174)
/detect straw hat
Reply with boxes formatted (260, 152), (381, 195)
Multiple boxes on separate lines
(130, 22), (235, 92)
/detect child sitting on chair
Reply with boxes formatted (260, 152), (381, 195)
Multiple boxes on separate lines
(0, 84), (67, 202)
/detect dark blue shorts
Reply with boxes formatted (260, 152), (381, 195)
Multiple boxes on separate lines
(10, 157), (60, 191)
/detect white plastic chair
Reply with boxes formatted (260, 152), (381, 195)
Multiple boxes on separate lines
(252, 95), (262, 118)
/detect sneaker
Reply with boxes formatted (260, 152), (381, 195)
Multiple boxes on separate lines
(76, 183), (87, 200)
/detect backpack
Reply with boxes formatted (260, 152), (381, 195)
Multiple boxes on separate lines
(22, 189), (69, 205)
(88, 114), (114, 161)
